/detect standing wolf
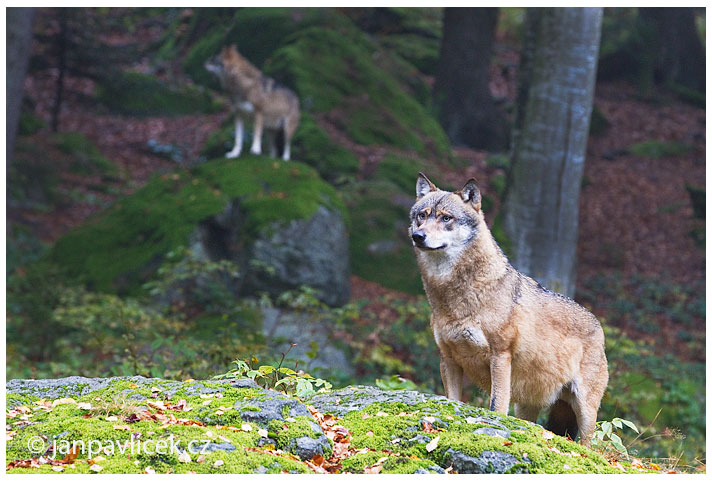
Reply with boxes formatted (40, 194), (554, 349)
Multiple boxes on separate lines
(205, 44), (300, 161)
(409, 173), (608, 445)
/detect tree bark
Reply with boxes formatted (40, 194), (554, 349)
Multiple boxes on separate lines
(433, 7), (509, 151)
(638, 7), (705, 92)
(502, 7), (602, 297)
(6, 7), (35, 166)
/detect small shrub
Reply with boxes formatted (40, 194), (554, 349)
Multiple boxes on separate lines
(215, 355), (332, 398)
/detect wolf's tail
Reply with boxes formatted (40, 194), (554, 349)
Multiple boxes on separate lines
(545, 399), (578, 441)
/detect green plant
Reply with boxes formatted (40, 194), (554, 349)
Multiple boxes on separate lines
(142, 246), (240, 313)
(375, 374), (417, 391)
(627, 139), (692, 159)
(215, 353), (332, 398)
(591, 417), (639, 457)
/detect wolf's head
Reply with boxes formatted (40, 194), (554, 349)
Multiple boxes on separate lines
(204, 50), (226, 77)
(204, 45), (251, 77)
(409, 173), (483, 261)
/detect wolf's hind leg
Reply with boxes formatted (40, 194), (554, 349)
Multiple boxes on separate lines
(571, 382), (605, 446)
(264, 130), (278, 157)
(514, 404), (540, 422)
(250, 112), (263, 155)
(226, 117), (244, 158)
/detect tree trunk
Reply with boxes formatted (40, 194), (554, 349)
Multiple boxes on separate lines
(51, 9), (68, 133)
(502, 7), (602, 297)
(6, 7), (35, 166)
(433, 7), (509, 151)
(638, 7), (705, 92)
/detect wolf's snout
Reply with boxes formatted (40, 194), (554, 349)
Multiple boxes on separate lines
(411, 230), (426, 245)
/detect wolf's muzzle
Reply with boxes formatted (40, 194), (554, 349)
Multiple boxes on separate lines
(411, 230), (426, 246)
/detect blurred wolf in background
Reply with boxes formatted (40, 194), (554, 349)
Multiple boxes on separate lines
(409, 173), (608, 445)
(205, 44), (300, 161)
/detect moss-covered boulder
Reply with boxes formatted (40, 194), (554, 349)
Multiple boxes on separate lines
(47, 157), (349, 305)
(6, 378), (652, 474)
(96, 71), (221, 117)
(265, 26), (450, 157)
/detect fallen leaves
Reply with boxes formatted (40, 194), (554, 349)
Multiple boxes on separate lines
(425, 435), (440, 453)
(363, 456), (389, 474)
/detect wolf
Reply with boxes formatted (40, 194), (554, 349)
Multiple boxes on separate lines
(205, 44), (300, 161)
(409, 173), (608, 445)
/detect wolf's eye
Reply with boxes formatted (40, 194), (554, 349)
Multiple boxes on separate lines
(442, 215), (452, 222)
(417, 212), (426, 221)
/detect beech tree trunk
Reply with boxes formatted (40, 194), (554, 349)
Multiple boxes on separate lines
(433, 7), (509, 151)
(502, 7), (602, 297)
(6, 7), (35, 166)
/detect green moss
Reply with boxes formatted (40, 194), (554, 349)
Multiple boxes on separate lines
(6, 378), (316, 474)
(373, 154), (426, 194)
(628, 139), (693, 158)
(97, 72), (221, 117)
(485, 153), (510, 170)
(18, 110), (46, 136)
(490, 213), (513, 259)
(183, 8), (350, 87)
(291, 113), (359, 183)
(266, 26), (450, 157)
(589, 105), (611, 136)
(334, 399), (618, 474)
(343, 180), (423, 294)
(47, 157), (345, 294)
(489, 173), (507, 198)
(52, 132), (118, 177)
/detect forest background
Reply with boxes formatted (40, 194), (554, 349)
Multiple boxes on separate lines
(5, 7), (706, 470)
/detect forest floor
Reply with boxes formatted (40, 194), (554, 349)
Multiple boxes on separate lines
(11, 33), (705, 365)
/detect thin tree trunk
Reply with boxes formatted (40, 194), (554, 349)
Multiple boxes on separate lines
(502, 7), (602, 297)
(51, 9), (68, 133)
(6, 7), (35, 166)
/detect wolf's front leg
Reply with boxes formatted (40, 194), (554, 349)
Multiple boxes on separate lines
(489, 351), (512, 414)
(250, 112), (263, 155)
(440, 357), (464, 401)
(226, 117), (244, 158)
(281, 140), (291, 161)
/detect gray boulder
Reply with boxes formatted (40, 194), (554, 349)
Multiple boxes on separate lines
(445, 449), (530, 474)
(189, 203), (350, 307)
(248, 206), (350, 306)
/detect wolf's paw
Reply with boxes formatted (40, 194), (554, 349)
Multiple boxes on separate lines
(250, 147), (262, 155)
(225, 150), (241, 159)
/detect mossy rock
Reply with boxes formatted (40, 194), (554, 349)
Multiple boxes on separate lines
(343, 179), (422, 294)
(47, 157), (346, 296)
(5, 377), (323, 473)
(201, 113), (360, 185)
(53, 132), (118, 177)
(265, 26), (450, 157)
(9, 132), (118, 209)
(182, 7), (351, 88)
(5, 377), (649, 474)
(291, 113), (359, 183)
(97, 71), (222, 117)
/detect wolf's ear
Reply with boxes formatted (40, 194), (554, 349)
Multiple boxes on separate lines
(416, 172), (438, 199)
(459, 178), (481, 211)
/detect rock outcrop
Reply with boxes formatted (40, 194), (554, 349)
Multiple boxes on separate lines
(5, 377), (643, 474)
